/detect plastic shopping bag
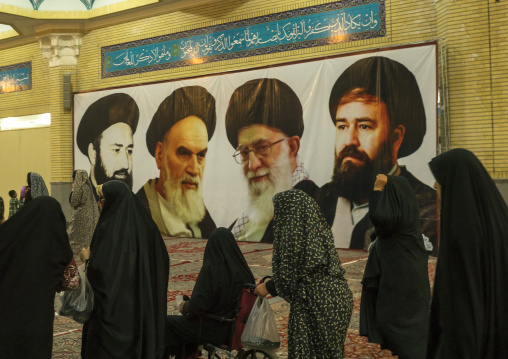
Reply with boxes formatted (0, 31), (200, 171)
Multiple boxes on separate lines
(241, 296), (281, 351)
(57, 263), (94, 324)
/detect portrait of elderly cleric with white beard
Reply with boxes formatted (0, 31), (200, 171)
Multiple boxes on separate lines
(135, 86), (216, 238)
(226, 78), (318, 243)
(76, 93), (139, 199)
(315, 56), (438, 256)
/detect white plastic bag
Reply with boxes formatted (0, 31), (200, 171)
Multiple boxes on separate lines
(241, 296), (281, 351)
(57, 263), (94, 323)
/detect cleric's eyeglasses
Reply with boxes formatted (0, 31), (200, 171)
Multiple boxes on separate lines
(233, 138), (286, 164)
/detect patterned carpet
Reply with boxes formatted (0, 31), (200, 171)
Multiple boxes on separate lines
(52, 236), (437, 358)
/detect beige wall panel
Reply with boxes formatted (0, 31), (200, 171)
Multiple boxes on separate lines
(0, 130), (19, 219)
(19, 128), (52, 190)
(0, 127), (51, 219)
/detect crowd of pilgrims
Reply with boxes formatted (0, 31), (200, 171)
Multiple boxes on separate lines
(0, 148), (506, 359)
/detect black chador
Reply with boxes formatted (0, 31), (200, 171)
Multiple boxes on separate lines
(165, 227), (255, 357)
(0, 197), (73, 358)
(427, 149), (508, 358)
(360, 175), (430, 359)
(82, 181), (170, 359)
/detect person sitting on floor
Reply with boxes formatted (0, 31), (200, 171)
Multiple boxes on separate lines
(165, 227), (255, 359)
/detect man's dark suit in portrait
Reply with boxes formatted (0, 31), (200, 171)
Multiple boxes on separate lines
(76, 93), (139, 199)
(136, 86), (216, 238)
(226, 78), (318, 243)
(316, 57), (438, 255)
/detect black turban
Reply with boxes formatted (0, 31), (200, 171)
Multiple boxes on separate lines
(76, 93), (139, 156)
(328, 57), (426, 158)
(225, 78), (304, 149)
(146, 86), (216, 157)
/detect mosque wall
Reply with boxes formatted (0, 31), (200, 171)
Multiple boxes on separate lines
(0, 0), (439, 187)
(1, 0), (507, 206)
(0, 127), (51, 220)
(76, 0), (438, 93)
(435, 0), (508, 180)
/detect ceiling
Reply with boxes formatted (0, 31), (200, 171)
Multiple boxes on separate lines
(0, 0), (127, 11)
(0, 0), (220, 51)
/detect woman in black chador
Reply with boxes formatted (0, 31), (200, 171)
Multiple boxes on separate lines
(427, 149), (508, 358)
(0, 196), (73, 358)
(165, 227), (255, 358)
(360, 174), (430, 359)
(82, 180), (170, 359)
(255, 189), (353, 359)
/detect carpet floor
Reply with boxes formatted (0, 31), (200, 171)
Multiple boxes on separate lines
(52, 236), (436, 358)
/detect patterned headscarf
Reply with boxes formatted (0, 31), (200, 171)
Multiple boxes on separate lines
(26, 172), (49, 204)
(74, 169), (95, 197)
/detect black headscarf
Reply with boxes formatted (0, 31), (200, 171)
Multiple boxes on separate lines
(427, 149), (508, 358)
(25, 172), (49, 204)
(362, 176), (430, 359)
(186, 227), (255, 318)
(0, 196), (73, 358)
(82, 181), (170, 359)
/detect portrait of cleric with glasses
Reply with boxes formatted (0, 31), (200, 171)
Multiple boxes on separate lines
(225, 78), (318, 243)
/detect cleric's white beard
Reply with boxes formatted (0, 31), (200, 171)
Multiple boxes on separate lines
(245, 143), (293, 225)
(161, 163), (206, 224)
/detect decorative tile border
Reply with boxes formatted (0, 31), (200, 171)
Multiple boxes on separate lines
(101, 0), (386, 78)
(0, 62), (32, 94)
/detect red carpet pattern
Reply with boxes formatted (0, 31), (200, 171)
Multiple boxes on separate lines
(52, 236), (437, 358)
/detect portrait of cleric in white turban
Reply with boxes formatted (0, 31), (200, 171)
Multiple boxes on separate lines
(226, 78), (318, 243)
(76, 93), (139, 199)
(315, 56), (438, 255)
(136, 86), (217, 239)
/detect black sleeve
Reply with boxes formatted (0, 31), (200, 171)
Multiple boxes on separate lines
(265, 279), (278, 297)
(369, 190), (382, 214)
(293, 180), (319, 199)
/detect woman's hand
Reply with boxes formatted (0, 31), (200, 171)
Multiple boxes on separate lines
(80, 247), (91, 262)
(373, 174), (388, 191)
(96, 184), (103, 197)
(254, 282), (269, 297)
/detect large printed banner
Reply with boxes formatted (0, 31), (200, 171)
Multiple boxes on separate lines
(75, 43), (438, 254)
(101, 0), (385, 78)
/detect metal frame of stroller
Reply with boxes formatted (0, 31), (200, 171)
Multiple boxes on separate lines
(201, 282), (278, 359)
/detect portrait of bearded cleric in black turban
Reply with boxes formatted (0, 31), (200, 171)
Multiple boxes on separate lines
(76, 93), (139, 198)
(225, 78), (318, 243)
(315, 56), (438, 255)
(135, 86), (217, 239)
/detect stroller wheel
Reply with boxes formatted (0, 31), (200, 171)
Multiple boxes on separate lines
(238, 349), (276, 359)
